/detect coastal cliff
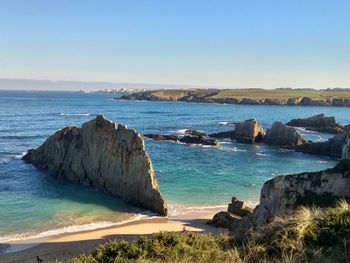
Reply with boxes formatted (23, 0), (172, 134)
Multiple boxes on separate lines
(252, 160), (350, 226)
(23, 115), (168, 215)
(117, 89), (350, 107)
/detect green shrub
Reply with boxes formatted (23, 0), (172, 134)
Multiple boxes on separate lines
(69, 200), (350, 263)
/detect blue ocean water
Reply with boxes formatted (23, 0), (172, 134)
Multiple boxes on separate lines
(0, 90), (349, 241)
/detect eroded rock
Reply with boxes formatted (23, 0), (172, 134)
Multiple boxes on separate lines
(23, 115), (168, 215)
(287, 114), (343, 134)
(252, 160), (350, 226)
(296, 125), (350, 158)
(264, 121), (306, 148)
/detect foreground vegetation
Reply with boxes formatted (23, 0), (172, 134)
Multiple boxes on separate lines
(69, 200), (350, 263)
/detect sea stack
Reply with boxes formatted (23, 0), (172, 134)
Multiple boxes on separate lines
(23, 115), (168, 215)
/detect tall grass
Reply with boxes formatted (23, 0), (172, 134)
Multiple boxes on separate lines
(69, 200), (350, 263)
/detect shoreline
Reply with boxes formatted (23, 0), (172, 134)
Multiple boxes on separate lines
(0, 207), (226, 263)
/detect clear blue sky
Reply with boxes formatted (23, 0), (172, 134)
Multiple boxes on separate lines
(1, 0), (350, 89)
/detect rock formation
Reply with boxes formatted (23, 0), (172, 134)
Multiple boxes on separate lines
(209, 119), (265, 143)
(207, 197), (252, 228)
(234, 119), (265, 143)
(264, 121), (306, 147)
(143, 133), (219, 146)
(296, 125), (350, 158)
(228, 197), (252, 217)
(287, 114), (343, 134)
(23, 115), (168, 215)
(252, 160), (350, 226)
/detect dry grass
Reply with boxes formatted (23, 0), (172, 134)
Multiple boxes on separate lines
(68, 200), (350, 263)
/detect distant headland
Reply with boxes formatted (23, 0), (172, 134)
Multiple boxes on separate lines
(118, 88), (350, 107)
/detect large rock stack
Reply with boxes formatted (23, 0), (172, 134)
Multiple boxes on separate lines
(23, 115), (168, 215)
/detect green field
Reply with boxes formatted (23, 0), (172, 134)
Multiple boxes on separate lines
(147, 88), (350, 100)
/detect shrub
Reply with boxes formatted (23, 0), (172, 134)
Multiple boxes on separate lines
(69, 200), (350, 263)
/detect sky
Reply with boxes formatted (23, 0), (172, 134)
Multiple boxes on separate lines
(1, 0), (350, 90)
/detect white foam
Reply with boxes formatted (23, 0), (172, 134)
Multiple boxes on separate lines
(58, 113), (90, 117)
(218, 121), (229, 125)
(173, 129), (188, 134)
(0, 213), (149, 244)
(168, 204), (228, 217)
(14, 152), (27, 159)
(256, 152), (270, 157)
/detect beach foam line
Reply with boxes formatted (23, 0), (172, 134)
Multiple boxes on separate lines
(57, 113), (90, 117)
(0, 213), (152, 244)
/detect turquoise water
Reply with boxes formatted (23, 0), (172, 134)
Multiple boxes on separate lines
(0, 90), (349, 241)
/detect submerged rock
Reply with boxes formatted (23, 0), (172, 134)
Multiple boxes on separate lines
(144, 133), (219, 146)
(296, 125), (350, 158)
(287, 114), (343, 134)
(252, 160), (350, 226)
(23, 115), (168, 215)
(264, 121), (306, 148)
(184, 129), (207, 137)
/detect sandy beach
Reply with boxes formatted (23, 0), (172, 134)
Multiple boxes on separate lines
(0, 208), (226, 263)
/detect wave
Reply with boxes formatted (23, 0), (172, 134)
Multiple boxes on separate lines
(172, 129), (188, 134)
(218, 121), (235, 126)
(256, 152), (270, 157)
(0, 213), (151, 245)
(58, 113), (90, 117)
(0, 152), (27, 164)
(219, 146), (247, 152)
(168, 204), (228, 217)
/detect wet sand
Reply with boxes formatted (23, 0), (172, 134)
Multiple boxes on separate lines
(0, 208), (226, 263)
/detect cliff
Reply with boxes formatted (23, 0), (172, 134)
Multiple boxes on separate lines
(252, 160), (350, 226)
(117, 89), (350, 107)
(23, 115), (168, 215)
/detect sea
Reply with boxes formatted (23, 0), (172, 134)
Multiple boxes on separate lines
(0, 90), (349, 243)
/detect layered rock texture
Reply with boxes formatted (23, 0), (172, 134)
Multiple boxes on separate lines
(209, 119), (264, 143)
(23, 115), (168, 215)
(287, 114), (343, 134)
(296, 125), (350, 158)
(264, 122), (306, 147)
(252, 160), (350, 226)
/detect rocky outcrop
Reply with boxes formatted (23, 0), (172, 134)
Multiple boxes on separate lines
(143, 133), (219, 146)
(234, 119), (265, 143)
(118, 90), (350, 107)
(207, 197), (252, 228)
(287, 114), (343, 134)
(252, 160), (350, 226)
(228, 197), (252, 217)
(207, 212), (239, 228)
(184, 129), (207, 137)
(264, 122), (306, 148)
(209, 119), (264, 143)
(23, 115), (168, 215)
(296, 125), (350, 158)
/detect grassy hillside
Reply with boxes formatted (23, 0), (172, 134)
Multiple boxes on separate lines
(146, 88), (350, 100)
(69, 200), (350, 263)
(212, 89), (350, 100)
